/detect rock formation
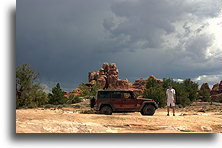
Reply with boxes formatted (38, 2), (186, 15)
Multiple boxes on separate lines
(211, 83), (219, 95)
(88, 63), (131, 90)
(131, 78), (147, 94)
(72, 88), (82, 95)
(88, 63), (164, 93)
(130, 76), (163, 94)
(64, 91), (69, 97)
(132, 78), (147, 90)
(210, 80), (222, 102)
(64, 88), (82, 98)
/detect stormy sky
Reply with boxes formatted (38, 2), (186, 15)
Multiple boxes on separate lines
(16, 0), (222, 92)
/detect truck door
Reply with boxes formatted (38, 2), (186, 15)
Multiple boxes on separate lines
(110, 91), (124, 110)
(122, 92), (138, 111)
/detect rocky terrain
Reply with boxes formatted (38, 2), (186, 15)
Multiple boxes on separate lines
(88, 63), (132, 90)
(16, 101), (222, 133)
(87, 63), (162, 93)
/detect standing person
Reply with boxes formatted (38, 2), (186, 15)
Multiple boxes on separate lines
(166, 85), (176, 116)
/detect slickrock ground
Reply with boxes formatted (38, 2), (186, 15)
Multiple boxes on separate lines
(16, 102), (222, 133)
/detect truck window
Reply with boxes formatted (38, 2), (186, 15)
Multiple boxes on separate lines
(99, 91), (109, 99)
(123, 92), (132, 99)
(111, 92), (122, 99)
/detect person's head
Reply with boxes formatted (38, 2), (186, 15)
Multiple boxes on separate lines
(168, 85), (172, 89)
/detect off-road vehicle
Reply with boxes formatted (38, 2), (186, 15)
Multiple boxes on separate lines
(90, 90), (158, 115)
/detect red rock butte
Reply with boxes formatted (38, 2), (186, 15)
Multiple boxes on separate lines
(88, 63), (162, 94)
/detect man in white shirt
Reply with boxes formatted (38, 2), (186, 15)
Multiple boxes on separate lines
(166, 85), (176, 116)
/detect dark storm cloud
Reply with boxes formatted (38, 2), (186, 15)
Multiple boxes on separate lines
(100, 0), (221, 79)
(103, 0), (220, 50)
(17, 0), (113, 90)
(17, 0), (221, 91)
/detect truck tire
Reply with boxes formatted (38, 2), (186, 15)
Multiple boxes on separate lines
(141, 104), (155, 116)
(100, 106), (112, 115)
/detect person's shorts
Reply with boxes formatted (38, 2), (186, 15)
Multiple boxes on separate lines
(167, 99), (175, 107)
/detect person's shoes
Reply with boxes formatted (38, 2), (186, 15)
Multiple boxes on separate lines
(173, 114), (175, 116)
(167, 113), (169, 116)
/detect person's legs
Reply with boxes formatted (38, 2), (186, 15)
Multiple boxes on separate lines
(172, 102), (175, 116)
(167, 106), (170, 116)
(167, 100), (170, 116)
(172, 106), (175, 116)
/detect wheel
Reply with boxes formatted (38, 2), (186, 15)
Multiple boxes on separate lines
(100, 106), (112, 115)
(141, 104), (155, 116)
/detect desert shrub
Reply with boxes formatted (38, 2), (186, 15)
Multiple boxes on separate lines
(143, 77), (166, 107)
(171, 81), (192, 107)
(143, 85), (166, 107)
(67, 93), (74, 104)
(146, 76), (158, 88)
(218, 98), (222, 103)
(162, 78), (174, 89)
(48, 83), (68, 105)
(16, 64), (48, 108)
(199, 86), (211, 102)
(79, 83), (100, 98)
(183, 79), (198, 102)
(67, 93), (82, 104)
(176, 90), (190, 107)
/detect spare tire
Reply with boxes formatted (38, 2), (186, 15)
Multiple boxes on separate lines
(90, 97), (96, 108)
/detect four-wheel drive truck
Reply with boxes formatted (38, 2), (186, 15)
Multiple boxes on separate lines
(90, 90), (158, 115)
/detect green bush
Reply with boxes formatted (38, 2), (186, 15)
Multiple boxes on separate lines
(143, 85), (166, 107)
(219, 96), (222, 103)
(199, 86), (211, 102)
(144, 77), (198, 108)
(176, 90), (190, 107)
(16, 64), (48, 108)
(172, 81), (192, 107)
(183, 79), (198, 102)
(143, 77), (166, 107)
(146, 77), (158, 89)
(67, 93), (82, 104)
(48, 83), (68, 105)
(162, 78), (174, 89)
(79, 83), (100, 98)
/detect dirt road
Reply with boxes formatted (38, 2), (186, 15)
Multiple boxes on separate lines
(16, 108), (222, 133)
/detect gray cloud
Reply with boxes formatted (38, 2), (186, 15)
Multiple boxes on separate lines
(16, 0), (222, 91)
